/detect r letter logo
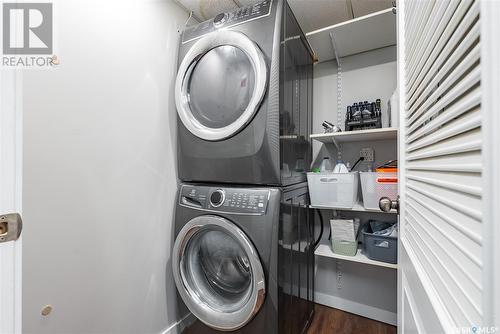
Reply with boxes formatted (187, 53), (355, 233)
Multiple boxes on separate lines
(1, 2), (56, 68)
(3, 3), (53, 54)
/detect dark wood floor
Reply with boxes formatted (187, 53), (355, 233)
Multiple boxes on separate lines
(184, 303), (396, 334)
(307, 304), (397, 334)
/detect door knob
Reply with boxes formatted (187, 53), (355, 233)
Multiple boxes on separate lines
(0, 213), (22, 243)
(379, 196), (399, 214)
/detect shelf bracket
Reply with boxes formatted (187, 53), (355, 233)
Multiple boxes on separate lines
(329, 136), (340, 150)
(336, 260), (343, 290)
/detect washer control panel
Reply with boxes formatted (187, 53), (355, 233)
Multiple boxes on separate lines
(180, 184), (269, 215)
(182, 0), (272, 43)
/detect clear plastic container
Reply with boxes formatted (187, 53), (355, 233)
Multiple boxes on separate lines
(307, 172), (359, 208)
(333, 160), (349, 173)
(360, 172), (398, 210)
(319, 157), (333, 172)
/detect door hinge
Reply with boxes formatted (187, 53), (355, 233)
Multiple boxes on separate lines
(0, 213), (22, 243)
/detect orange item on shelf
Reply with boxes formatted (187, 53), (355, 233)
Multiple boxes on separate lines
(375, 167), (398, 173)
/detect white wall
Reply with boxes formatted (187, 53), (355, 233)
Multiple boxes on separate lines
(312, 46), (397, 169)
(22, 1), (187, 333)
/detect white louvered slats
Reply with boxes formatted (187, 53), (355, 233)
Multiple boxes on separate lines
(407, 0), (476, 98)
(401, 0), (482, 331)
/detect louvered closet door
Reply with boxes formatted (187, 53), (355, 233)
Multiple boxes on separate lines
(398, 1), (483, 333)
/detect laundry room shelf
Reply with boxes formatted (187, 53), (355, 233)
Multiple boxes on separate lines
(310, 128), (397, 146)
(306, 8), (396, 63)
(310, 202), (397, 214)
(315, 241), (397, 269)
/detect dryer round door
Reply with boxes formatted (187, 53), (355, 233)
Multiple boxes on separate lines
(175, 30), (267, 141)
(172, 215), (266, 331)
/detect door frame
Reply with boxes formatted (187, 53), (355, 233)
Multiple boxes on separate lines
(0, 69), (22, 334)
(481, 0), (500, 328)
(397, 0), (500, 331)
(395, 0), (405, 331)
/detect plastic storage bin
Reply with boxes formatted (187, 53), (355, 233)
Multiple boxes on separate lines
(307, 172), (359, 209)
(330, 218), (360, 256)
(332, 239), (358, 256)
(360, 172), (398, 210)
(361, 223), (398, 264)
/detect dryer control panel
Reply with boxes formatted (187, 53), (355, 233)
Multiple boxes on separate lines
(182, 0), (272, 43)
(180, 184), (270, 215)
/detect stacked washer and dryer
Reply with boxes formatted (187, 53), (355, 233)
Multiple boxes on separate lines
(172, 1), (315, 333)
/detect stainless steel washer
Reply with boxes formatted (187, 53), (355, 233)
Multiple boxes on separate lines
(173, 215), (266, 330)
(172, 183), (315, 333)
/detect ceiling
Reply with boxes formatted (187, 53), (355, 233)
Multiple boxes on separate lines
(175, 0), (393, 33)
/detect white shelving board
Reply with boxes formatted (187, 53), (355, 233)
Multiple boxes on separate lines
(306, 8), (396, 63)
(315, 241), (397, 269)
(310, 202), (397, 214)
(310, 128), (397, 148)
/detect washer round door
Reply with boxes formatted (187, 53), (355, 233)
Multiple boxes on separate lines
(175, 30), (267, 141)
(172, 215), (266, 331)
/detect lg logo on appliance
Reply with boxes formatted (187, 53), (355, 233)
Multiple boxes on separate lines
(2, 2), (59, 67)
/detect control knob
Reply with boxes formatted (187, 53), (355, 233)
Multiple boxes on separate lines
(213, 13), (227, 27)
(210, 189), (225, 208)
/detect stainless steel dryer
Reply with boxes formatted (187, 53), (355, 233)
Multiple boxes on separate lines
(172, 183), (315, 333)
(175, 0), (313, 186)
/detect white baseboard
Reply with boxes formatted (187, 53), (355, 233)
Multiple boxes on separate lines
(314, 291), (397, 326)
(281, 283), (397, 326)
(161, 313), (196, 334)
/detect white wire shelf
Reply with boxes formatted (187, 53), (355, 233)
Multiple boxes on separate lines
(306, 8), (396, 63)
(310, 128), (397, 147)
(315, 241), (397, 269)
(310, 202), (397, 214)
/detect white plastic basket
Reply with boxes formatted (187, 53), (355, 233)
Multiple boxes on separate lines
(360, 172), (398, 210)
(307, 172), (359, 209)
